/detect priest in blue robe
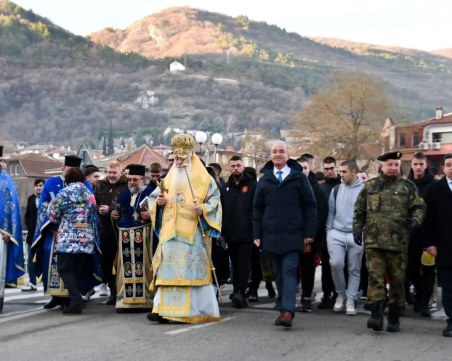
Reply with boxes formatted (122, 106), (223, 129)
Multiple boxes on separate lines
(110, 164), (154, 311)
(0, 146), (24, 312)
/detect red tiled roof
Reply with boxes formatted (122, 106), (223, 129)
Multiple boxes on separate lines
(117, 145), (167, 168)
(10, 153), (62, 177)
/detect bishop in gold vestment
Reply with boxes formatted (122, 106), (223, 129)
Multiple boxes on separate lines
(149, 134), (222, 323)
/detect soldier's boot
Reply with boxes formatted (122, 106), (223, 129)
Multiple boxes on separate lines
(367, 302), (384, 331)
(386, 305), (401, 332)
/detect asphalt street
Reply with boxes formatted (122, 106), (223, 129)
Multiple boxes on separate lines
(1, 282), (452, 361)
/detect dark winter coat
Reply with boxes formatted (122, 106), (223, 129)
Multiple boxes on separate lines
(24, 194), (38, 244)
(423, 177), (452, 268)
(221, 172), (257, 243)
(407, 168), (435, 199)
(253, 159), (317, 255)
(308, 172), (328, 249)
(94, 175), (127, 231)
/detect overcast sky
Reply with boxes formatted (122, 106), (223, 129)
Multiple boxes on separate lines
(11, 0), (452, 51)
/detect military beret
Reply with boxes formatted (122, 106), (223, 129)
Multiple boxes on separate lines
(377, 151), (402, 161)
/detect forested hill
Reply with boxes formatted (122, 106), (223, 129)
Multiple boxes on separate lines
(1, 1), (452, 147)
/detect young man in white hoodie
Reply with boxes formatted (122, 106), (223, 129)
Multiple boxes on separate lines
(326, 160), (365, 315)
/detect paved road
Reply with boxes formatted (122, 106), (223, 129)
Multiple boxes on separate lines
(1, 283), (452, 361)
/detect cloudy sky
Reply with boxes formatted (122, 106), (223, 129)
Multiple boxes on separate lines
(12, 0), (452, 51)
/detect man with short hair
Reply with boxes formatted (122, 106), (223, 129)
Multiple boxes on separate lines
(84, 165), (101, 189)
(21, 178), (45, 292)
(148, 134), (222, 323)
(296, 156), (327, 312)
(358, 171), (369, 183)
(318, 156), (341, 308)
(326, 160), (364, 316)
(0, 145), (24, 311)
(406, 152), (436, 316)
(354, 151), (426, 332)
(111, 164), (154, 312)
(254, 141), (317, 328)
(221, 155), (256, 308)
(423, 153), (452, 337)
(95, 161), (128, 300)
(148, 162), (163, 192)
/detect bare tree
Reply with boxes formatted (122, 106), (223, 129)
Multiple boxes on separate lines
(241, 131), (271, 167)
(292, 71), (392, 160)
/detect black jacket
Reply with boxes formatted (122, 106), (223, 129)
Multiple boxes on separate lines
(94, 175), (128, 232)
(221, 172), (257, 243)
(320, 175), (341, 199)
(423, 177), (452, 268)
(407, 168), (435, 199)
(307, 172), (328, 247)
(24, 194), (38, 244)
(253, 159), (317, 255)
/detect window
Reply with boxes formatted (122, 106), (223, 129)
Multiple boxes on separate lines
(398, 134), (406, 147)
(412, 132), (420, 147)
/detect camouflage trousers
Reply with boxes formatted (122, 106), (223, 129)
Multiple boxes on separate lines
(365, 248), (407, 306)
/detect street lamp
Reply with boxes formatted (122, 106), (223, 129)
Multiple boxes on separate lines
(195, 131), (223, 163)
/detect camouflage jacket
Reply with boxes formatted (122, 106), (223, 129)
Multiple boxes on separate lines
(353, 174), (426, 252)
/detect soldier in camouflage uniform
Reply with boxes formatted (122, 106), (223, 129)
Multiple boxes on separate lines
(353, 151), (426, 332)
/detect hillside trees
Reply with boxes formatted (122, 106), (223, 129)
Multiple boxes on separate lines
(292, 72), (391, 160)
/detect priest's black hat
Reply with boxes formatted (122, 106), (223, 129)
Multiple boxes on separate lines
(127, 164), (145, 177)
(64, 155), (82, 167)
(377, 151), (402, 161)
(0, 145), (3, 158)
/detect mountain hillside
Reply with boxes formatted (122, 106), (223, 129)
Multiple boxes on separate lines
(2, 1), (452, 147)
(89, 7), (452, 119)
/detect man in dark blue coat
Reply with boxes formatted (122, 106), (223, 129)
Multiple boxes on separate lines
(253, 141), (317, 328)
(423, 153), (452, 337)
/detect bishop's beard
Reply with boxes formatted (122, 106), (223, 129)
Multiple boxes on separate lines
(170, 164), (191, 192)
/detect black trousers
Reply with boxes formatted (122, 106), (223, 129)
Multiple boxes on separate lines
(57, 253), (92, 306)
(438, 267), (452, 327)
(228, 242), (253, 294)
(298, 250), (316, 299)
(100, 230), (118, 293)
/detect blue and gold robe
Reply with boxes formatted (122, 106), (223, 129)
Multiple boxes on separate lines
(149, 155), (222, 323)
(0, 170), (24, 311)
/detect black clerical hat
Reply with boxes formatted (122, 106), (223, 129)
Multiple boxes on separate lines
(377, 151), (402, 161)
(127, 164), (145, 177)
(0, 145), (3, 158)
(64, 155), (82, 167)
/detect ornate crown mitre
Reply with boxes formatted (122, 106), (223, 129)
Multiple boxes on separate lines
(171, 134), (195, 156)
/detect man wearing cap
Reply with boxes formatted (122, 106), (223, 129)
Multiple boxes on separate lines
(111, 164), (154, 311)
(32, 155), (98, 310)
(0, 145), (25, 311)
(353, 151), (426, 332)
(148, 134), (222, 324)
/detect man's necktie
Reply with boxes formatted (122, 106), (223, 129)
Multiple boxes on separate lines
(277, 170), (283, 183)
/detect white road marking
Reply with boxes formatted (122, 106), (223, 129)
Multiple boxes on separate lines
(0, 307), (46, 323)
(165, 316), (235, 335)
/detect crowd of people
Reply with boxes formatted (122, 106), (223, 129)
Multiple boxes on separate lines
(1, 138), (452, 338)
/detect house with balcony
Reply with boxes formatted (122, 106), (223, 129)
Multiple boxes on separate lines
(387, 107), (452, 174)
